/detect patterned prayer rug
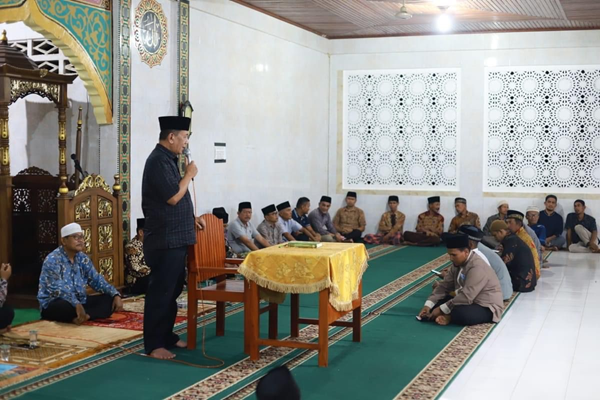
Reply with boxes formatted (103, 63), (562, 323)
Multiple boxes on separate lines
(122, 295), (217, 316)
(83, 312), (187, 331)
(0, 337), (94, 369)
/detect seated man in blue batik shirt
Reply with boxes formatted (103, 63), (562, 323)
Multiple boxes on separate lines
(526, 206), (547, 247)
(566, 200), (600, 253)
(292, 197), (320, 242)
(38, 223), (123, 325)
(538, 194), (565, 250)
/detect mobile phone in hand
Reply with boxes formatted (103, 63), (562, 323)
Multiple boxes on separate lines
(431, 269), (443, 277)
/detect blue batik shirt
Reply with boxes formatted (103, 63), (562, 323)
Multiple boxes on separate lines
(38, 246), (119, 310)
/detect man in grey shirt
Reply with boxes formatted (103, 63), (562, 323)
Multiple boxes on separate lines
(227, 202), (271, 255)
(308, 196), (344, 242)
(460, 225), (513, 301)
(257, 204), (285, 246)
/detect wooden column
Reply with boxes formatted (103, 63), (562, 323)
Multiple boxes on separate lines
(0, 95), (11, 263)
(57, 84), (68, 195)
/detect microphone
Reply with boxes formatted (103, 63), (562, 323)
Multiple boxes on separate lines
(71, 154), (86, 178)
(183, 147), (191, 162)
(182, 147), (194, 181)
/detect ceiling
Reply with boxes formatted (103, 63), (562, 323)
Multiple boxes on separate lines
(230, 0), (600, 39)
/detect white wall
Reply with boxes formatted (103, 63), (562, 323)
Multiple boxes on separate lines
(185, 0), (330, 226)
(0, 22), (116, 185)
(329, 30), (600, 234)
(129, 0), (179, 229)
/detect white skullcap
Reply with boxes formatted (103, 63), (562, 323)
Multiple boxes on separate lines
(526, 206), (540, 213)
(61, 223), (83, 238)
(497, 200), (508, 208)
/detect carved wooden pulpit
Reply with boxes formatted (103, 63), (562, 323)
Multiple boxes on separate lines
(0, 30), (75, 266)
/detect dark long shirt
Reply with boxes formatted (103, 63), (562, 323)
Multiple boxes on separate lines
(538, 210), (564, 239)
(141, 144), (195, 250)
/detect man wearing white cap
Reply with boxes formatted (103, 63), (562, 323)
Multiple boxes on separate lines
(38, 223), (123, 325)
(526, 206), (547, 247)
(482, 200), (509, 249)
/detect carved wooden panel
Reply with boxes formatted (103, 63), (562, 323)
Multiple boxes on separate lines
(99, 256), (114, 283)
(83, 227), (92, 254)
(98, 197), (113, 219)
(13, 188), (31, 213)
(75, 198), (91, 221)
(98, 224), (113, 251)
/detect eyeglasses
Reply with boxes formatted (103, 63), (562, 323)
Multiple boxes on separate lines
(69, 234), (85, 241)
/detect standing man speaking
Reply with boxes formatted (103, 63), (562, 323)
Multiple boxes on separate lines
(142, 116), (205, 359)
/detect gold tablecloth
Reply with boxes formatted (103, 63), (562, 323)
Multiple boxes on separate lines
(238, 243), (369, 312)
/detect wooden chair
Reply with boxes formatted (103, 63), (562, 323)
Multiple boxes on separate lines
(187, 213), (278, 351)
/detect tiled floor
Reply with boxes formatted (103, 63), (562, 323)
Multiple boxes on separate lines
(440, 251), (600, 400)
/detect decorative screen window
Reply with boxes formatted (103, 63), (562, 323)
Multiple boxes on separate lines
(342, 69), (460, 191)
(484, 66), (600, 193)
(10, 38), (77, 76)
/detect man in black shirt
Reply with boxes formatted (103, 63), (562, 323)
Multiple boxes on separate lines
(142, 116), (205, 359)
(565, 199), (600, 253)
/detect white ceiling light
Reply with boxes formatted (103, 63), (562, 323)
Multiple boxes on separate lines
(395, 0), (412, 20)
(436, 14), (452, 32)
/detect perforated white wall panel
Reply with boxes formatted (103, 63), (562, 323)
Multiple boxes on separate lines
(342, 69), (461, 191)
(484, 66), (600, 193)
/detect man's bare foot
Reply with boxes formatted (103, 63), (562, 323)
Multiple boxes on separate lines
(72, 314), (90, 325)
(174, 340), (187, 348)
(149, 348), (176, 359)
(403, 241), (417, 246)
(435, 314), (452, 326)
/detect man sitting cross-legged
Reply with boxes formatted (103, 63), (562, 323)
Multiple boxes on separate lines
(227, 202), (272, 255)
(448, 197), (481, 233)
(459, 225), (513, 301)
(291, 197), (320, 242)
(277, 201), (314, 242)
(482, 200), (509, 249)
(490, 220), (537, 293)
(404, 196), (444, 246)
(418, 234), (504, 326)
(257, 204), (285, 246)
(308, 196), (344, 242)
(364, 195), (405, 246)
(506, 210), (541, 278)
(538, 194), (565, 251)
(525, 206), (547, 248)
(124, 218), (151, 295)
(38, 223), (124, 325)
(566, 199), (600, 253)
(333, 192), (366, 243)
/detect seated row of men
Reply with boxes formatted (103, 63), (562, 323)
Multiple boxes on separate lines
(12, 193), (575, 328)
(119, 193), (597, 298)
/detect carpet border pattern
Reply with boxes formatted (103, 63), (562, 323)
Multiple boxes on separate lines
(168, 253), (451, 399)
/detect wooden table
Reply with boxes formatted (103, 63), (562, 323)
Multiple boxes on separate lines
(240, 243), (367, 367)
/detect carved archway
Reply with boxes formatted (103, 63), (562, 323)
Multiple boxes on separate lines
(0, 0), (113, 124)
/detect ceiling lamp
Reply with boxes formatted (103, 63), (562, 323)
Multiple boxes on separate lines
(395, 0), (412, 20)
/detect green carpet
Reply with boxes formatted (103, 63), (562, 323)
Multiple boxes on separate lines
(246, 285), (462, 400)
(12, 309), (39, 326)
(7, 246), (449, 399)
